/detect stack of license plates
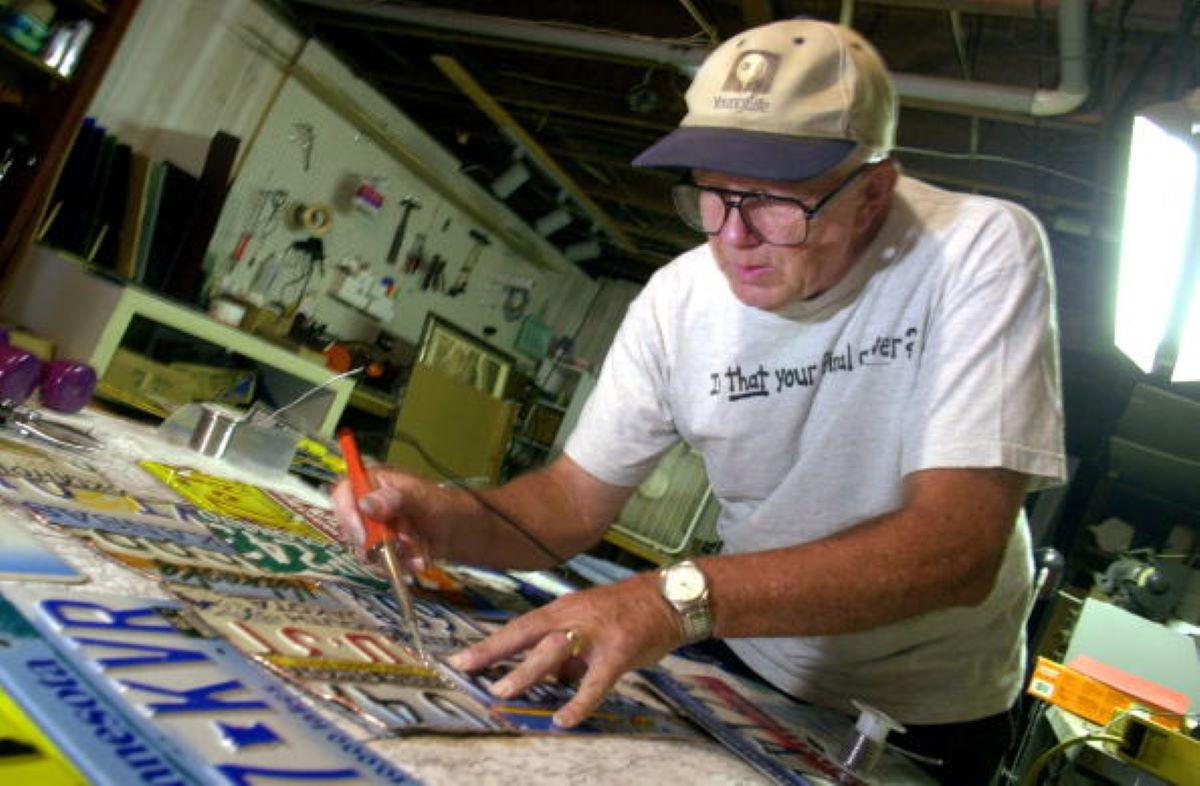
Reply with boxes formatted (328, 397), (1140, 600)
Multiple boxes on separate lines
(0, 448), (701, 785)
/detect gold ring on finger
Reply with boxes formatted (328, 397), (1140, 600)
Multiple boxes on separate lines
(562, 628), (585, 658)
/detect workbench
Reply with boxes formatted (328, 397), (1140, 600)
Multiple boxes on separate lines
(0, 406), (935, 786)
(2, 247), (355, 436)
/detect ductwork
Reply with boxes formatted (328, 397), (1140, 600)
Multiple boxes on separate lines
(890, 0), (1089, 116)
(292, 0), (1089, 117)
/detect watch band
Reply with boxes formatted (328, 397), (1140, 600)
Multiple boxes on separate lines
(677, 603), (713, 644)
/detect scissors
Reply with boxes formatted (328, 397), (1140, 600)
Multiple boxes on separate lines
(0, 402), (103, 452)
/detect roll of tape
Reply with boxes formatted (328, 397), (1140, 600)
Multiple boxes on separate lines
(293, 203), (333, 235)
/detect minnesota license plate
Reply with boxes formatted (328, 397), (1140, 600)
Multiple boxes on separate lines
(0, 593), (201, 785)
(140, 462), (331, 542)
(2, 587), (420, 785)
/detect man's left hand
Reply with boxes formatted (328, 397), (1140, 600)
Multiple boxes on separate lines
(446, 572), (685, 727)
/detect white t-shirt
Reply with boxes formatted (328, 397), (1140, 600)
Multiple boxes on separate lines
(565, 176), (1067, 724)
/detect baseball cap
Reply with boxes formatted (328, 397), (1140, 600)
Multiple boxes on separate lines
(633, 19), (897, 181)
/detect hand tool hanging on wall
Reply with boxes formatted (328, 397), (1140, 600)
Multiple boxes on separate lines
(421, 254), (446, 292)
(385, 196), (422, 266)
(404, 232), (427, 275)
(447, 229), (490, 297)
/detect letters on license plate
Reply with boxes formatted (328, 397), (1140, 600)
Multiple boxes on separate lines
(2, 587), (420, 784)
(0, 593), (200, 785)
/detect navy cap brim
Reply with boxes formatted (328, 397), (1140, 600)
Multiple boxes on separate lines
(632, 127), (856, 181)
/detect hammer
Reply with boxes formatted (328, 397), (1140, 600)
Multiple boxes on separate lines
(386, 196), (422, 266)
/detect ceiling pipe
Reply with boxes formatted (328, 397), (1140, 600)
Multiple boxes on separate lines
(889, 0), (1089, 116)
(292, 0), (1089, 118)
(292, 0), (709, 70)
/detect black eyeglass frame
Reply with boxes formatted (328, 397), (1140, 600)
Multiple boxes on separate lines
(672, 163), (873, 247)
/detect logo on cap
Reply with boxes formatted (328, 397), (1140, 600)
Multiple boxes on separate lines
(722, 51), (779, 94)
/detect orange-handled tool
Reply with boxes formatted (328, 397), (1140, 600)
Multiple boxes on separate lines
(337, 428), (429, 663)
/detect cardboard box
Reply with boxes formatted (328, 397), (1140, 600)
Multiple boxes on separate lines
(1027, 656), (1188, 730)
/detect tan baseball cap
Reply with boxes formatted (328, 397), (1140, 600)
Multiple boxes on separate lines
(633, 19), (897, 181)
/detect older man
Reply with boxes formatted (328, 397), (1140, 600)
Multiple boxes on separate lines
(335, 18), (1064, 784)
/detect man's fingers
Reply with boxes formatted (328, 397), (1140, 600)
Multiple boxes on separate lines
(446, 616), (545, 673)
(552, 663), (619, 728)
(488, 632), (572, 699)
(330, 480), (365, 550)
(359, 485), (403, 521)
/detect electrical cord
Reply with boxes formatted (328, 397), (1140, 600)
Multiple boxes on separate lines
(1017, 733), (1124, 786)
(388, 430), (571, 568)
(1016, 708), (1200, 785)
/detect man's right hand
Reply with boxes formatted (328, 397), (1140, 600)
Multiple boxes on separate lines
(330, 468), (445, 571)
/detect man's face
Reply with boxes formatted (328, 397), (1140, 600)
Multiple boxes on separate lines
(694, 166), (874, 312)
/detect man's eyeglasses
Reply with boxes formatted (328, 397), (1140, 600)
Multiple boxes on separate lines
(671, 164), (871, 246)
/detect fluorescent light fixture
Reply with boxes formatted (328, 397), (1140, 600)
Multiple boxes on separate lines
(535, 206), (573, 237)
(1114, 90), (1200, 382)
(563, 238), (602, 262)
(490, 160), (532, 198)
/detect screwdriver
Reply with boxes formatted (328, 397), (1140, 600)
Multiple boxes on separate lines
(336, 428), (430, 665)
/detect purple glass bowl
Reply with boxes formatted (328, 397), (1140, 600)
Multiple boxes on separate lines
(0, 344), (41, 403)
(38, 360), (97, 413)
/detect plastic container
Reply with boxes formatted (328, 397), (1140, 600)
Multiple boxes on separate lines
(0, 343), (41, 403)
(39, 359), (96, 413)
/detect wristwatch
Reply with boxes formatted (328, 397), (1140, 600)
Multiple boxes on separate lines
(658, 560), (714, 644)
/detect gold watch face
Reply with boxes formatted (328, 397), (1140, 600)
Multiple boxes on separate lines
(664, 563), (706, 604)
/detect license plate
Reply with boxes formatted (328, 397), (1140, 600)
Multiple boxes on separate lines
(140, 462), (331, 542)
(278, 667), (500, 735)
(80, 528), (267, 576)
(0, 479), (214, 526)
(172, 589), (430, 672)
(2, 587), (420, 785)
(446, 660), (698, 737)
(0, 593), (202, 785)
(158, 564), (336, 605)
(0, 506), (84, 583)
(265, 490), (343, 541)
(324, 583), (488, 654)
(203, 517), (385, 589)
(21, 500), (235, 553)
(0, 454), (120, 495)
(168, 590), (499, 735)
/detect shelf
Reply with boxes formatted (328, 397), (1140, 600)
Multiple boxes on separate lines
(0, 35), (66, 82)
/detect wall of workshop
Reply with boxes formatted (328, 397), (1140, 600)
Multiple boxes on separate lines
(85, 0), (601, 369)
